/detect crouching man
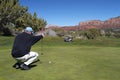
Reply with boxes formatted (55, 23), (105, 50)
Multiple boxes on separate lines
(11, 27), (44, 70)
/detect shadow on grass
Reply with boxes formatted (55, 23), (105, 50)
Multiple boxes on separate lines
(29, 64), (37, 68)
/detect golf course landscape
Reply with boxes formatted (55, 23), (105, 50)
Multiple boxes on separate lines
(1, 0), (120, 80)
(0, 36), (120, 80)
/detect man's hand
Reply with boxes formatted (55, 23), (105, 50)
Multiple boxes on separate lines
(34, 28), (45, 37)
(40, 32), (45, 37)
(39, 28), (45, 37)
(34, 31), (45, 37)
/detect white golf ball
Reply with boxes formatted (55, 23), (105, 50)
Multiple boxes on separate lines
(49, 61), (52, 63)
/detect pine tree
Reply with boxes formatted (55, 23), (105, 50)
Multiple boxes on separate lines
(0, 0), (47, 35)
(0, 0), (27, 35)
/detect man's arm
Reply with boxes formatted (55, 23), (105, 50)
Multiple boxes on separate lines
(31, 35), (43, 45)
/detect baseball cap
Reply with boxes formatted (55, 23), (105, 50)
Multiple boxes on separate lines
(25, 27), (33, 32)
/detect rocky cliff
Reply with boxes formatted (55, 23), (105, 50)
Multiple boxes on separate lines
(47, 16), (120, 31)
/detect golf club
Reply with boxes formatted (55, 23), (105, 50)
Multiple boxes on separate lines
(40, 27), (45, 55)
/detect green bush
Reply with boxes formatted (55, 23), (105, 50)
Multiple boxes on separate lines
(83, 28), (100, 39)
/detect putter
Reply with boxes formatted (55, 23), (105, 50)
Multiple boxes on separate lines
(40, 39), (44, 55)
(40, 27), (45, 55)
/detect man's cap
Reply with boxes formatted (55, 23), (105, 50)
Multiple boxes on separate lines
(25, 27), (33, 32)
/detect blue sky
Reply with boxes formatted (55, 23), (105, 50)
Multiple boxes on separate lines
(19, 0), (120, 26)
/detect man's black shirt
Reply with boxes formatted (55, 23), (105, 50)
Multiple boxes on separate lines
(11, 32), (43, 58)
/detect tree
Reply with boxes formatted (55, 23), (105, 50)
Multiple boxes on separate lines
(0, 0), (28, 35)
(16, 12), (47, 32)
(0, 0), (47, 36)
(32, 12), (47, 31)
(15, 12), (32, 28)
(83, 28), (100, 39)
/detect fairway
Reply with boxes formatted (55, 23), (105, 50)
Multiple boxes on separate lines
(0, 37), (120, 80)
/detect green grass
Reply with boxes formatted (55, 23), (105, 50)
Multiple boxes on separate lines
(0, 36), (120, 80)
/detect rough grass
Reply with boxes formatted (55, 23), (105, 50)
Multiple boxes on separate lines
(0, 36), (120, 80)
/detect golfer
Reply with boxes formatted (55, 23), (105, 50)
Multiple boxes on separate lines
(11, 27), (44, 70)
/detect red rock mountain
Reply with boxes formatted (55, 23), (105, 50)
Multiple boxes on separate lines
(47, 16), (120, 31)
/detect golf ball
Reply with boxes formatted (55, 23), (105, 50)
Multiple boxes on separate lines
(49, 61), (52, 63)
